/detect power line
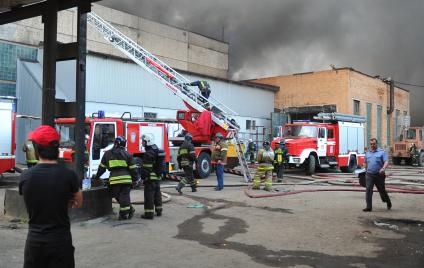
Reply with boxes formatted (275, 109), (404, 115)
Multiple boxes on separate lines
(395, 81), (424, 88)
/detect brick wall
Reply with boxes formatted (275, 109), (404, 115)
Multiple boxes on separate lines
(254, 68), (410, 148)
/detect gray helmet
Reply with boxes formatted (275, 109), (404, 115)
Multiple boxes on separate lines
(215, 132), (224, 140)
(185, 133), (193, 142)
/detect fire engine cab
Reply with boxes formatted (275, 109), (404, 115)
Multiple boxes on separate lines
(271, 113), (366, 175)
(55, 111), (218, 180)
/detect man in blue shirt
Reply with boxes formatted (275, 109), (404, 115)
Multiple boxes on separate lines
(363, 138), (391, 212)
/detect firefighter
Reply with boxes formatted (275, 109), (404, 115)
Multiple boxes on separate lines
(176, 134), (197, 194)
(245, 139), (256, 164)
(410, 143), (420, 166)
(140, 135), (163, 219)
(274, 139), (288, 182)
(94, 136), (138, 220)
(22, 138), (38, 168)
(187, 80), (211, 99)
(252, 141), (274, 191)
(211, 132), (228, 191)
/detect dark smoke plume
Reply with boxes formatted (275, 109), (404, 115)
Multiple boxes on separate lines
(100, 0), (424, 125)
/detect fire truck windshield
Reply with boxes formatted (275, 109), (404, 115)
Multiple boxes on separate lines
(400, 129), (417, 141)
(284, 125), (317, 138)
(56, 124), (90, 148)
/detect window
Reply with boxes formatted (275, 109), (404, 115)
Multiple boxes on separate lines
(318, 128), (326, 138)
(246, 120), (251, 130)
(353, 100), (360, 115)
(284, 125), (317, 138)
(327, 128), (334, 139)
(92, 123), (116, 160)
(406, 129), (417, 140)
(246, 120), (256, 130)
(420, 130), (423, 141)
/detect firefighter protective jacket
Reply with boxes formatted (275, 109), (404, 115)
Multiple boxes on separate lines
(96, 147), (138, 185)
(211, 140), (228, 165)
(140, 145), (161, 181)
(22, 141), (38, 164)
(274, 146), (288, 164)
(177, 141), (196, 167)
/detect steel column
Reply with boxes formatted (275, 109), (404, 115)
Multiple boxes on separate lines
(75, 5), (88, 181)
(41, 0), (58, 126)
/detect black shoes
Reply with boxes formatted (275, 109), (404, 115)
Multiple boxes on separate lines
(128, 206), (135, 219)
(156, 210), (162, 217)
(387, 201), (392, 210)
(214, 187), (222, 191)
(176, 186), (183, 195)
(141, 214), (154, 220)
(362, 208), (372, 212)
(191, 187), (197, 192)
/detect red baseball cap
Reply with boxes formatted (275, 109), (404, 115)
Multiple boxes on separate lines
(29, 125), (60, 147)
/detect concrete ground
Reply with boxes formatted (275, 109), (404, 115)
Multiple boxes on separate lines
(1, 167), (423, 268)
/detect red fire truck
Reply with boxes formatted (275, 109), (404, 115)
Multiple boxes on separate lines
(55, 110), (226, 180)
(0, 98), (16, 175)
(271, 113), (366, 175)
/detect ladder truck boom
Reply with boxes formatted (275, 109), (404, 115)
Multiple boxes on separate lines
(87, 12), (238, 133)
(86, 12), (252, 182)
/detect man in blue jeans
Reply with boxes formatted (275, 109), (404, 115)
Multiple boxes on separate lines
(363, 138), (391, 212)
(211, 133), (228, 191)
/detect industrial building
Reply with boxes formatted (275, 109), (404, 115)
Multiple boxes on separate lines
(253, 68), (410, 148)
(13, 50), (276, 163)
(0, 3), (277, 164)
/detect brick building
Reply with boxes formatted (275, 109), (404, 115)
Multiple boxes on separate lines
(253, 68), (410, 148)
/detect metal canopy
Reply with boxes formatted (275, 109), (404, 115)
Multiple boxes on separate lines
(0, 0), (99, 181)
(0, 0), (100, 25)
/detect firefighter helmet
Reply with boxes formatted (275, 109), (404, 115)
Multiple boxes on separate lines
(185, 133), (193, 142)
(263, 141), (270, 148)
(114, 136), (127, 148)
(141, 134), (154, 146)
(215, 132), (224, 140)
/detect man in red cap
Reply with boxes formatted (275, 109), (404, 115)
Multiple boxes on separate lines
(19, 125), (82, 268)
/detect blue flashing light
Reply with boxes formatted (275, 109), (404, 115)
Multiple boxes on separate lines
(98, 110), (105, 118)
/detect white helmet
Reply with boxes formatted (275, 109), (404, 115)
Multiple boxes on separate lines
(248, 139), (253, 142)
(141, 134), (154, 146)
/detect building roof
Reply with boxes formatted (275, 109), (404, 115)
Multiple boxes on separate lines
(88, 51), (279, 93)
(254, 67), (409, 93)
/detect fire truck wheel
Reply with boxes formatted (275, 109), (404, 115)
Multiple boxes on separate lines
(305, 155), (316, 176)
(195, 152), (212, 179)
(419, 152), (424, 167)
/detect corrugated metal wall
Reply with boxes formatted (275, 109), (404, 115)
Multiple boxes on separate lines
(84, 55), (274, 119)
(15, 54), (274, 161)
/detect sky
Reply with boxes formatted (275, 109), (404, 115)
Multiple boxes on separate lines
(100, 0), (424, 125)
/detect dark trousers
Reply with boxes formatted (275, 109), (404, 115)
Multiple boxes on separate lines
(24, 237), (74, 268)
(110, 184), (132, 217)
(144, 180), (162, 216)
(275, 164), (284, 180)
(365, 172), (391, 209)
(181, 166), (196, 187)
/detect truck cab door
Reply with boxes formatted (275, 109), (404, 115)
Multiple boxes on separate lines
(317, 127), (327, 157)
(88, 122), (116, 179)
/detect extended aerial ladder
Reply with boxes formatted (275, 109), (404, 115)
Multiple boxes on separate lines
(87, 12), (252, 182)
